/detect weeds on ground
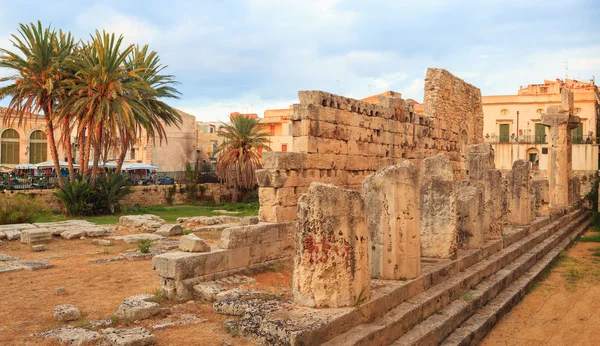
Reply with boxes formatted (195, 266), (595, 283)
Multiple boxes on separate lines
(580, 234), (600, 243)
(589, 247), (600, 257)
(182, 229), (192, 235)
(354, 289), (367, 306)
(138, 239), (153, 253)
(463, 290), (476, 302)
(147, 289), (166, 304)
(109, 314), (120, 325)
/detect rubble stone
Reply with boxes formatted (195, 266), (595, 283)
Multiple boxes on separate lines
(103, 327), (156, 346)
(92, 239), (112, 246)
(420, 154), (458, 258)
(293, 183), (370, 308)
(55, 286), (67, 295)
(363, 161), (421, 280)
(116, 294), (160, 321)
(155, 224), (183, 237)
(36, 327), (102, 345)
(53, 304), (81, 322)
(32, 245), (45, 252)
(193, 281), (223, 301)
(119, 214), (165, 232)
(179, 234), (211, 252)
(61, 229), (86, 240)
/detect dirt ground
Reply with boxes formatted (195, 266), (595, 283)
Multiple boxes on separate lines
(481, 229), (600, 346)
(0, 235), (291, 345)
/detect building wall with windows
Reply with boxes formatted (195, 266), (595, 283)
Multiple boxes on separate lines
(0, 108), (51, 166)
(482, 78), (600, 171)
(260, 107), (293, 152)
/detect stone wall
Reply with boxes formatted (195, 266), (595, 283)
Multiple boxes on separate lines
(258, 68), (484, 222)
(14, 183), (234, 212)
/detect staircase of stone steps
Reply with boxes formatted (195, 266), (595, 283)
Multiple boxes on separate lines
(320, 208), (590, 346)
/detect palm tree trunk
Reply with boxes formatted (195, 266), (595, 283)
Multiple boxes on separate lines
(91, 121), (103, 186)
(78, 126), (86, 180)
(83, 125), (92, 180)
(116, 135), (129, 173)
(44, 104), (63, 189)
(63, 117), (75, 182)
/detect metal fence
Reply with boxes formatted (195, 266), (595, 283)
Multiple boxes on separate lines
(487, 134), (597, 145)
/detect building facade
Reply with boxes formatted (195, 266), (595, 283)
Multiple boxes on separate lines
(482, 78), (600, 170)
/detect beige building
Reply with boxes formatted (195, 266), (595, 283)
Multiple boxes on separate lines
(482, 78), (600, 170)
(0, 107), (198, 172)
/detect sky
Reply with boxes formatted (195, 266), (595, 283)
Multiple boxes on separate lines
(0, 0), (598, 122)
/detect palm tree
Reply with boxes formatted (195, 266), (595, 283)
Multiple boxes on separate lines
(215, 114), (271, 203)
(0, 22), (75, 187)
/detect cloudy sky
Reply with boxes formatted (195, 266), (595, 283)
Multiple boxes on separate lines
(0, 0), (598, 121)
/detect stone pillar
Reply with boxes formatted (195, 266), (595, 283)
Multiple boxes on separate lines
(541, 89), (580, 208)
(456, 182), (484, 249)
(465, 143), (503, 240)
(570, 177), (580, 205)
(507, 160), (534, 225)
(420, 154), (458, 259)
(293, 183), (370, 308)
(363, 161), (421, 280)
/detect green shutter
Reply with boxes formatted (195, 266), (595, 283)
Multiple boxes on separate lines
(571, 124), (583, 144)
(499, 124), (509, 143)
(534, 124), (545, 144)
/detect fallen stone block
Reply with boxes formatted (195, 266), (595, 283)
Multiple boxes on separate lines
(20, 228), (52, 245)
(0, 263), (22, 273)
(15, 260), (53, 270)
(240, 216), (259, 226)
(193, 281), (223, 301)
(85, 227), (108, 237)
(0, 254), (19, 261)
(155, 224), (183, 237)
(179, 234), (211, 253)
(103, 327), (156, 346)
(0, 223), (37, 232)
(3, 230), (21, 241)
(53, 304), (81, 322)
(119, 214), (165, 232)
(36, 327), (102, 345)
(92, 239), (112, 246)
(61, 229), (86, 240)
(116, 294), (160, 321)
(32, 245), (45, 252)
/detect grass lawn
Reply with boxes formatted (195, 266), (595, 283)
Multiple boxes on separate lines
(36, 203), (259, 225)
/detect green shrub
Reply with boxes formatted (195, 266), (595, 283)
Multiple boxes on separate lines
(94, 172), (132, 214)
(54, 179), (94, 216)
(184, 162), (199, 204)
(0, 193), (47, 224)
(585, 173), (599, 212)
(138, 238), (153, 253)
(166, 184), (177, 205)
(55, 173), (132, 216)
(242, 190), (259, 203)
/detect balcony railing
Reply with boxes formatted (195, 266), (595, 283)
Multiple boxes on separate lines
(485, 134), (597, 145)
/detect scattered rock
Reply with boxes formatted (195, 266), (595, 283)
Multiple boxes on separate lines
(176, 217), (188, 224)
(79, 237), (86, 240)
(110, 234), (163, 244)
(103, 327), (155, 346)
(0, 263), (21, 273)
(0, 254), (19, 261)
(193, 282), (223, 301)
(152, 313), (205, 330)
(156, 238), (179, 250)
(215, 288), (249, 302)
(32, 245), (45, 252)
(92, 239), (112, 246)
(35, 327), (102, 345)
(216, 275), (256, 286)
(119, 215), (165, 232)
(3, 230), (21, 241)
(15, 260), (53, 270)
(116, 294), (160, 321)
(53, 304), (82, 322)
(61, 229), (86, 240)
(0, 232), (6, 240)
(155, 224), (183, 237)
(85, 227), (108, 237)
(87, 318), (112, 329)
(240, 216), (259, 226)
(123, 249), (166, 261)
(179, 234), (211, 253)
(89, 256), (125, 264)
(55, 286), (67, 295)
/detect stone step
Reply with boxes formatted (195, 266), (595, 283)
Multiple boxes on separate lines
(389, 212), (589, 346)
(320, 209), (585, 346)
(438, 215), (590, 346)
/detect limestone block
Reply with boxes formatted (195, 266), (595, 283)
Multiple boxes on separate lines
(531, 179), (550, 216)
(103, 327), (155, 346)
(240, 216), (259, 226)
(420, 154), (458, 259)
(155, 224), (183, 237)
(85, 227), (108, 237)
(193, 281), (223, 301)
(456, 182), (484, 249)
(482, 169), (504, 239)
(20, 229), (52, 244)
(115, 294), (160, 321)
(260, 152), (309, 170)
(32, 245), (45, 252)
(293, 183), (370, 308)
(4, 230), (21, 240)
(363, 161), (421, 280)
(53, 304), (81, 322)
(38, 327), (101, 345)
(465, 143), (495, 180)
(119, 214), (165, 231)
(220, 222), (293, 249)
(153, 250), (228, 280)
(61, 229), (86, 240)
(179, 234), (210, 253)
(507, 160), (534, 225)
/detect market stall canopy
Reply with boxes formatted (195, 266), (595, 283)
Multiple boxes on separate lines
(87, 161), (117, 168)
(35, 160), (80, 169)
(14, 163), (37, 170)
(122, 163), (158, 171)
(0, 165), (14, 173)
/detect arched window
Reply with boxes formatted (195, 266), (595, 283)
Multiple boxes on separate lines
(29, 130), (47, 164)
(500, 109), (509, 115)
(574, 107), (582, 114)
(536, 109), (544, 114)
(1, 129), (20, 164)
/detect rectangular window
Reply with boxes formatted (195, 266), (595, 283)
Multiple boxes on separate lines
(29, 143), (47, 164)
(281, 144), (287, 152)
(534, 123), (545, 144)
(1, 142), (19, 164)
(499, 124), (510, 143)
(130, 149), (136, 160)
(572, 124), (583, 144)
(270, 125), (276, 136)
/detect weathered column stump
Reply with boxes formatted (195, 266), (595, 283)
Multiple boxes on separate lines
(456, 182), (484, 249)
(293, 183), (370, 308)
(363, 161), (421, 280)
(507, 160), (534, 225)
(420, 154), (458, 259)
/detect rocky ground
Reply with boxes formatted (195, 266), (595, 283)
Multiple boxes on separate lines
(482, 229), (600, 346)
(0, 214), (289, 345)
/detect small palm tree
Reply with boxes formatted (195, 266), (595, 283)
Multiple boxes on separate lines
(215, 114), (271, 203)
(0, 22), (75, 187)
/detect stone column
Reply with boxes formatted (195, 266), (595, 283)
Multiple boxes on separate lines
(456, 182), (484, 249)
(363, 161), (421, 280)
(420, 154), (458, 259)
(507, 160), (534, 225)
(293, 183), (370, 308)
(465, 143), (503, 240)
(541, 89), (580, 208)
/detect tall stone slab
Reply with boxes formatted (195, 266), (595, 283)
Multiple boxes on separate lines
(507, 160), (534, 225)
(456, 182), (484, 249)
(293, 183), (370, 308)
(363, 161), (421, 280)
(420, 154), (458, 259)
(465, 143), (503, 240)
(541, 89), (580, 208)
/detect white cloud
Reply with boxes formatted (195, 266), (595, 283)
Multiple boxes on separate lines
(374, 72), (408, 90)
